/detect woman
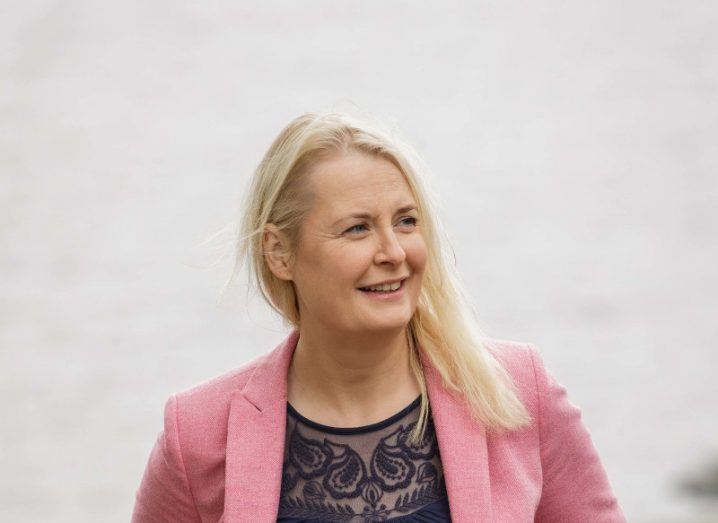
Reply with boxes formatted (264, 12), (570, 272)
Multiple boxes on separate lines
(132, 112), (626, 522)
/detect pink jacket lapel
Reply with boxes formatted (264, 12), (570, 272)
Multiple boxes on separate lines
(420, 351), (493, 521)
(223, 329), (492, 521)
(224, 330), (297, 520)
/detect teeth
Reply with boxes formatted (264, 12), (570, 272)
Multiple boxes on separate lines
(364, 281), (401, 292)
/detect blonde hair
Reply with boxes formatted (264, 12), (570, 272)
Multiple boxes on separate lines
(224, 111), (532, 443)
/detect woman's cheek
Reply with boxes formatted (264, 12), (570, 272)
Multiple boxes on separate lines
(407, 237), (427, 264)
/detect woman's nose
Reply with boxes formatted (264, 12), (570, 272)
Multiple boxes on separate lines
(374, 229), (406, 265)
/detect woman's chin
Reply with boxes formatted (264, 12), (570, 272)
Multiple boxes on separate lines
(361, 312), (413, 331)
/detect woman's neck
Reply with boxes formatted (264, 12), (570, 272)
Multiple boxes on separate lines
(286, 326), (421, 428)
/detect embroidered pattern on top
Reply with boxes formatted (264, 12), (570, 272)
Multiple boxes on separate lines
(278, 413), (447, 522)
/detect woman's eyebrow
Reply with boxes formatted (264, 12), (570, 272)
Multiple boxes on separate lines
(332, 204), (418, 226)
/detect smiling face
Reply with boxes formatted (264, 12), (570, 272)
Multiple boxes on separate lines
(287, 149), (427, 335)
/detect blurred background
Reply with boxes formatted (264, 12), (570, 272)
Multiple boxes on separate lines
(2, 1), (717, 521)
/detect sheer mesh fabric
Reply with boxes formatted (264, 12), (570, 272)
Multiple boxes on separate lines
(277, 395), (451, 522)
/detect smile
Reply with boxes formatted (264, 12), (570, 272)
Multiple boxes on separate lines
(357, 278), (406, 300)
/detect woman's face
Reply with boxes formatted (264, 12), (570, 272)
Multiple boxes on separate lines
(289, 150), (427, 335)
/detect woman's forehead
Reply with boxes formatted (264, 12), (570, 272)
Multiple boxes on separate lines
(308, 153), (412, 204)
(298, 151), (416, 229)
(312, 175), (415, 220)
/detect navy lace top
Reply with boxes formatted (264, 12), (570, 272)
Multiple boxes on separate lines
(277, 394), (452, 522)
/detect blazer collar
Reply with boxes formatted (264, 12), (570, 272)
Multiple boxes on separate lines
(223, 328), (492, 521)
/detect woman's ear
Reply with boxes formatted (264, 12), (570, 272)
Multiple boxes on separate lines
(262, 223), (294, 281)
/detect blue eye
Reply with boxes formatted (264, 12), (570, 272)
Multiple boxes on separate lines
(346, 223), (369, 234)
(345, 217), (417, 234)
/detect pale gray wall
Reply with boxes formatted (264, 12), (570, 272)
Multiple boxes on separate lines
(2, 1), (717, 521)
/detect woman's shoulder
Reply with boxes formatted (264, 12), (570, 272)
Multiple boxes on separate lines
(165, 351), (270, 440)
(481, 336), (542, 387)
(479, 338), (626, 520)
(478, 337), (554, 416)
(174, 353), (262, 402)
(481, 336), (535, 358)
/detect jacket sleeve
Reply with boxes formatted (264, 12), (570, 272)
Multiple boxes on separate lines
(132, 394), (202, 523)
(528, 344), (627, 523)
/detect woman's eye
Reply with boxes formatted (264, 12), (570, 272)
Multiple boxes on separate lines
(345, 217), (418, 235)
(346, 223), (368, 234)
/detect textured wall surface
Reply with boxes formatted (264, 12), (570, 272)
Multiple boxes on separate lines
(2, 1), (717, 521)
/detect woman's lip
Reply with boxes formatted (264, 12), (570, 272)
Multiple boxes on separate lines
(357, 277), (407, 290)
(357, 278), (406, 301)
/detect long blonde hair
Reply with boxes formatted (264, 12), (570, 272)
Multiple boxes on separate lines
(224, 111), (532, 443)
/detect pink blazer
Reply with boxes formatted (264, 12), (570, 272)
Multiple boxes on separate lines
(132, 329), (626, 522)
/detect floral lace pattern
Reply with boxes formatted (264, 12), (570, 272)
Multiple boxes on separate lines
(277, 396), (450, 522)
